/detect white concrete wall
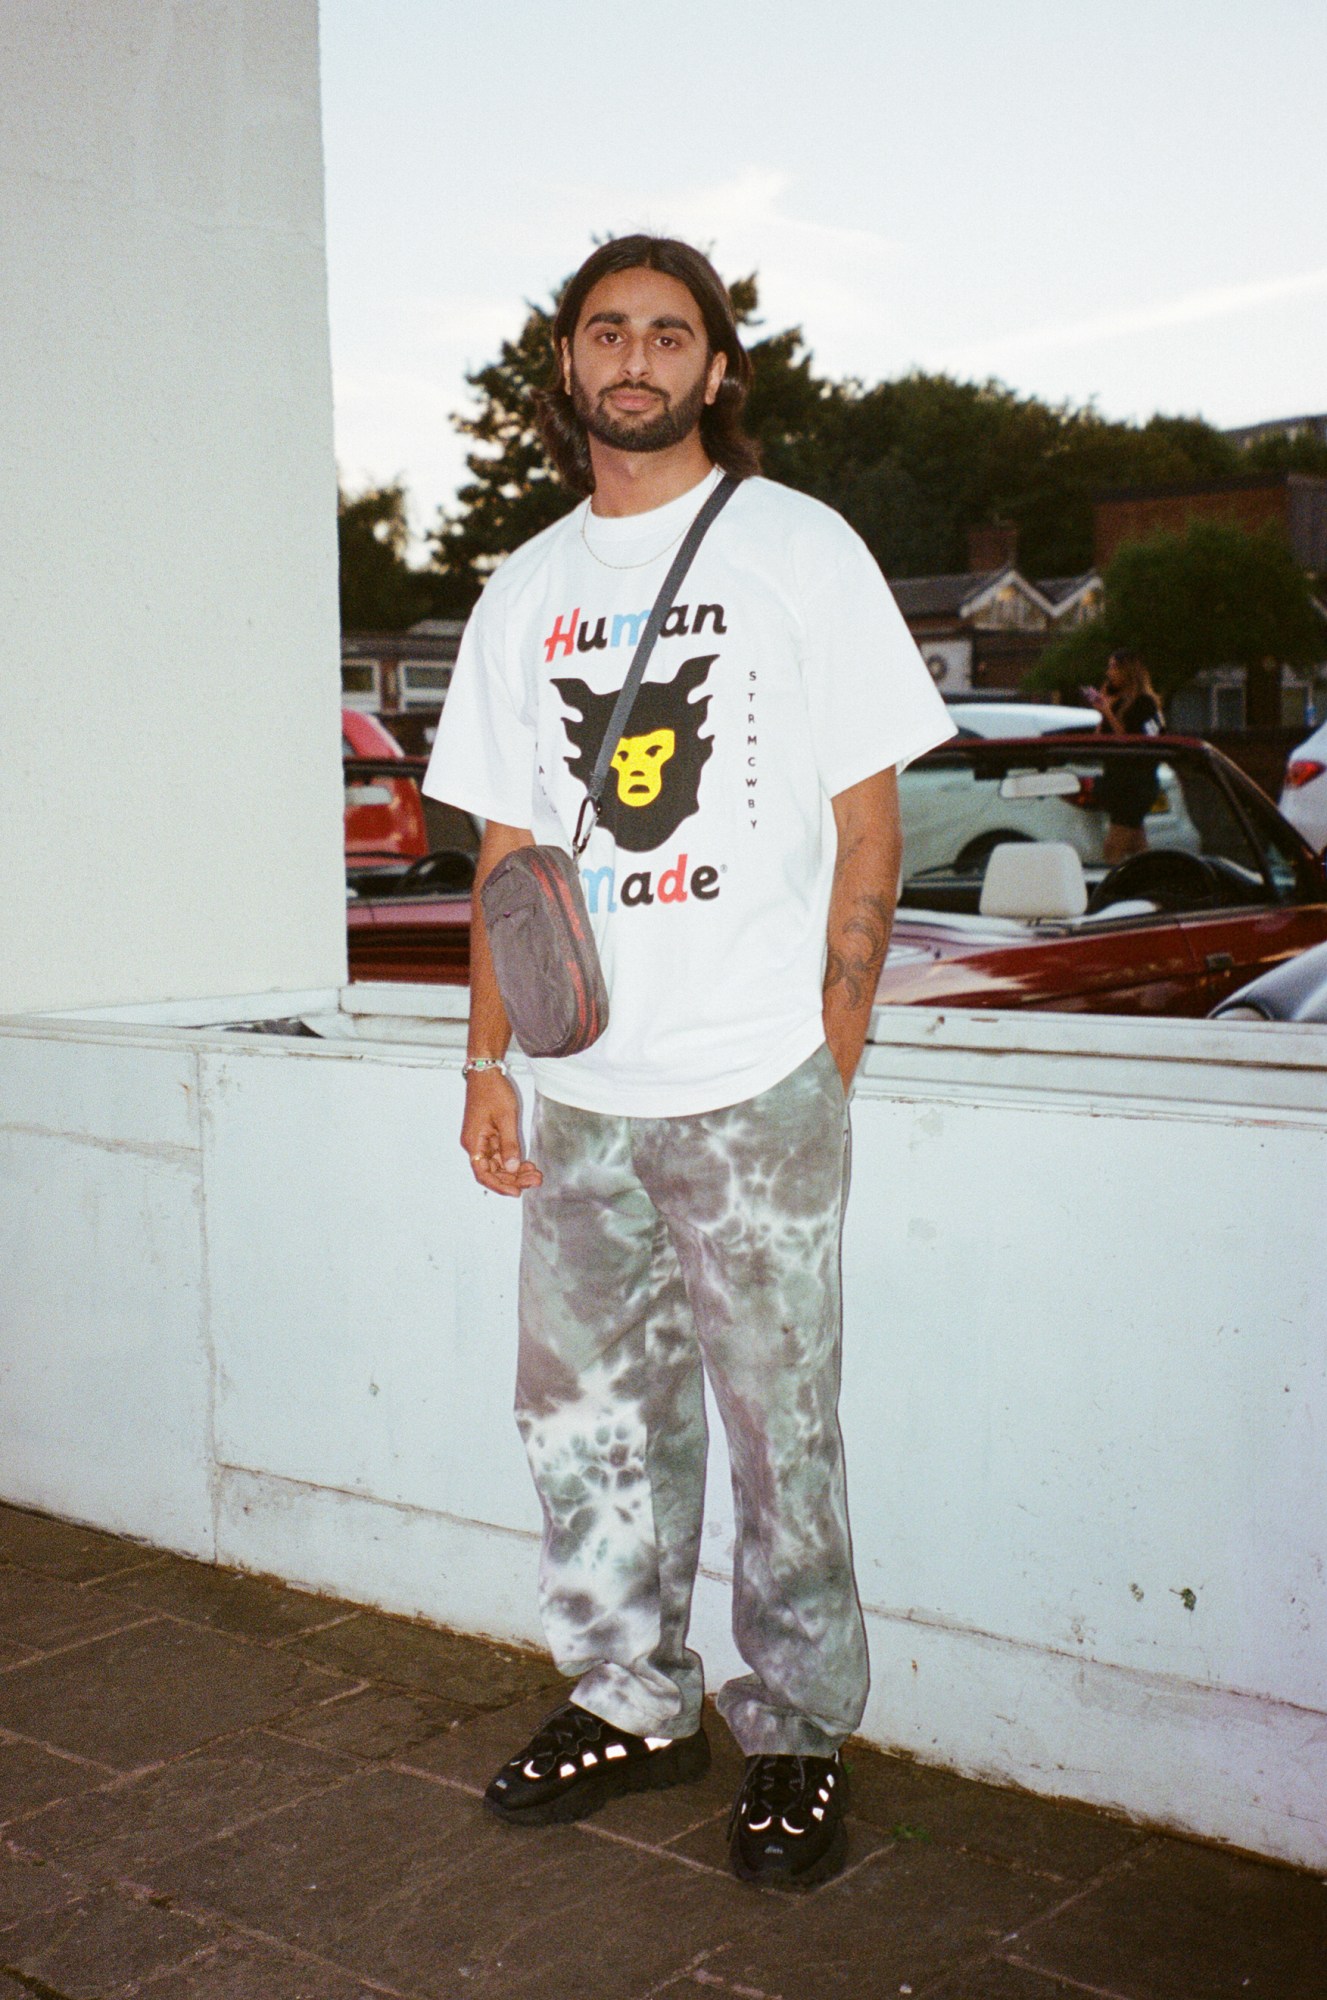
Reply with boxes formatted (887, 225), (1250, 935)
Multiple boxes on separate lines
(0, 0), (344, 1014)
(2, 994), (1324, 1871)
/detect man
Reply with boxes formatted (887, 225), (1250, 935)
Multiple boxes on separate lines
(423, 236), (953, 1888)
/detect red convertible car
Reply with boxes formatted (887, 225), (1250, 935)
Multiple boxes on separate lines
(345, 737), (1327, 1017)
(342, 708), (429, 868)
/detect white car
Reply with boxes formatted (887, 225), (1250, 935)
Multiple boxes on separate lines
(900, 750), (1198, 882)
(1278, 718), (1327, 855)
(946, 699), (1101, 739)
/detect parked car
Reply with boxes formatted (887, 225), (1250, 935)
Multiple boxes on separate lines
(1208, 937), (1327, 1023)
(346, 739), (1327, 1017)
(342, 708), (428, 867)
(1278, 716), (1327, 856)
(902, 744), (1194, 879)
(945, 699), (1101, 739)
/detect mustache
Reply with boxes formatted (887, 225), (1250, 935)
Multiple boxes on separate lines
(599, 381), (667, 406)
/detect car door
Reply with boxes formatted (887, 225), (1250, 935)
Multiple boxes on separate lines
(347, 887), (472, 985)
(1000, 913), (1207, 1015)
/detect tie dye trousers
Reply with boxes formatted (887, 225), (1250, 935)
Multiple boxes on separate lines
(515, 1042), (869, 1757)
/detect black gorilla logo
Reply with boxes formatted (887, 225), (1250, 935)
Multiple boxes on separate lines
(554, 654), (716, 852)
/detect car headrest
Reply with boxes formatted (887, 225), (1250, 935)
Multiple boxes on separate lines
(979, 841), (1088, 919)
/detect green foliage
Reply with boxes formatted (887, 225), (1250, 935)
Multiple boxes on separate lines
(1028, 520), (1325, 696)
(1241, 431), (1327, 479)
(420, 266), (1312, 615)
(1022, 618), (1116, 698)
(338, 482), (463, 631)
(428, 298), (576, 606)
(426, 270), (855, 608)
(749, 370), (1246, 579)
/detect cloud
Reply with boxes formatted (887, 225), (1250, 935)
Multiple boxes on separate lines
(662, 166), (900, 266)
(514, 165), (904, 355)
(939, 266), (1327, 371)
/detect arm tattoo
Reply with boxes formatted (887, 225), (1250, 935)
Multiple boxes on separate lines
(825, 888), (894, 1008)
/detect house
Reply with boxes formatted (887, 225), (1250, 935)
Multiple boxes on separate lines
(890, 527), (1102, 692)
(1093, 471), (1327, 572)
(1091, 475), (1327, 732)
(340, 619), (464, 752)
(1223, 412), (1327, 452)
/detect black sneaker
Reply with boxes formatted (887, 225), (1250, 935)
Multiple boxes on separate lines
(728, 1751), (849, 1887)
(483, 1700), (711, 1826)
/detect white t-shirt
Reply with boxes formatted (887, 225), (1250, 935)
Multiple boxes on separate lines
(424, 468), (955, 1117)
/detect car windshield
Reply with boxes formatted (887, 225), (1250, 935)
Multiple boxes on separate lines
(897, 747), (1275, 919)
(344, 759), (478, 895)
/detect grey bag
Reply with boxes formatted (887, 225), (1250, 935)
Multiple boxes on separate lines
(481, 473), (739, 1058)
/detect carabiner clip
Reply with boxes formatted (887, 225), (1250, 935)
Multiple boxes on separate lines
(573, 795), (600, 857)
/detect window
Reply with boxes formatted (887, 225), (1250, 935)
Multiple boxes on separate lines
(1168, 683), (1209, 733)
(400, 660), (452, 706)
(341, 659), (379, 710)
(1213, 682), (1245, 731)
(1168, 763), (1262, 881)
(1230, 784), (1321, 902)
(896, 749), (1270, 917)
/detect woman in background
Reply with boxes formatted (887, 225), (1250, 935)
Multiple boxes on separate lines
(1089, 650), (1165, 863)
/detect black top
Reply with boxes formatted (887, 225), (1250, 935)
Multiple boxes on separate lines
(1117, 693), (1162, 736)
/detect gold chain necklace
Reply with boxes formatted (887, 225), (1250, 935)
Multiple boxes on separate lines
(578, 504), (687, 571)
(577, 471), (720, 570)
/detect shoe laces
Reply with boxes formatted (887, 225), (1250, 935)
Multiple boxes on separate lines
(509, 1703), (611, 1780)
(507, 1703), (670, 1784)
(731, 1755), (839, 1839)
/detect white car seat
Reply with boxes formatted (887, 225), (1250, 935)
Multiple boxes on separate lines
(979, 841), (1088, 919)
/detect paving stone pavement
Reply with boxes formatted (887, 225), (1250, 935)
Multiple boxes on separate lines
(0, 1502), (1323, 1999)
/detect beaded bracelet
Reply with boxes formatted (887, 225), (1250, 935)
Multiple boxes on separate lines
(462, 1056), (509, 1080)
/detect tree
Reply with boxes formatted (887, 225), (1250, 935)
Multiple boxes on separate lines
(427, 302), (575, 606)
(427, 273), (847, 609)
(1027, 520), (1326, 720)
(425, 268), (1256, 602)
(338, 482), (462, 631)
(1241, 430), (1327, 481)
(812, 384), (1244, 579)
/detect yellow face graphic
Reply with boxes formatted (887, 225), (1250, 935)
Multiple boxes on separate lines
(611, 727), (675, 807)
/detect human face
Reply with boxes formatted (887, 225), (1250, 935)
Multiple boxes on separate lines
(611, 726), (676, 806)
(562, 267), (728, 456)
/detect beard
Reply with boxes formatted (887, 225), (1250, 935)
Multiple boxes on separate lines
(570, 364), (710, 455)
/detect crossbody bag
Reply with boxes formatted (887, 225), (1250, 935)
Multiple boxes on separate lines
(480, 472), (740, 1059)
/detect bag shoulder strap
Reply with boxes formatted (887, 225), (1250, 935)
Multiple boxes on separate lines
(573, 471), (740, 854)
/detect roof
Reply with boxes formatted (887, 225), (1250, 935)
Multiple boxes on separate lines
(889, 571), (999, 617)
(1093, 471), (1327, 504)
(1223, 413), (1327, 446)
(1035, 573), (1098, 606)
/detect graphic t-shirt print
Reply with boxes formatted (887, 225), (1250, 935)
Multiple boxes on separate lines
(554, 653), (717, 852)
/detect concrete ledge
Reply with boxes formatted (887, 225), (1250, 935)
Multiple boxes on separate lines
(217, 1462), (1327, 1871)
(3, 991), (1324, 1867)
(856, 1597), (1327, 1871)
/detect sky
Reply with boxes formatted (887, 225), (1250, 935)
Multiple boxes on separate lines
(319, 0), (1327, 551)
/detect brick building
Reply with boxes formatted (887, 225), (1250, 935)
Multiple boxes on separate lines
(1093, 471), (1327, 572)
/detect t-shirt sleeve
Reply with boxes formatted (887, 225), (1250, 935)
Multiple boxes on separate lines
(799, 527), (957, 795)
(421, 585), (536, 827)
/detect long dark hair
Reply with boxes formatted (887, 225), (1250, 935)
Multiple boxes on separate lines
(1108, 649), (1165, 725)
(536, 236), (761, 496)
